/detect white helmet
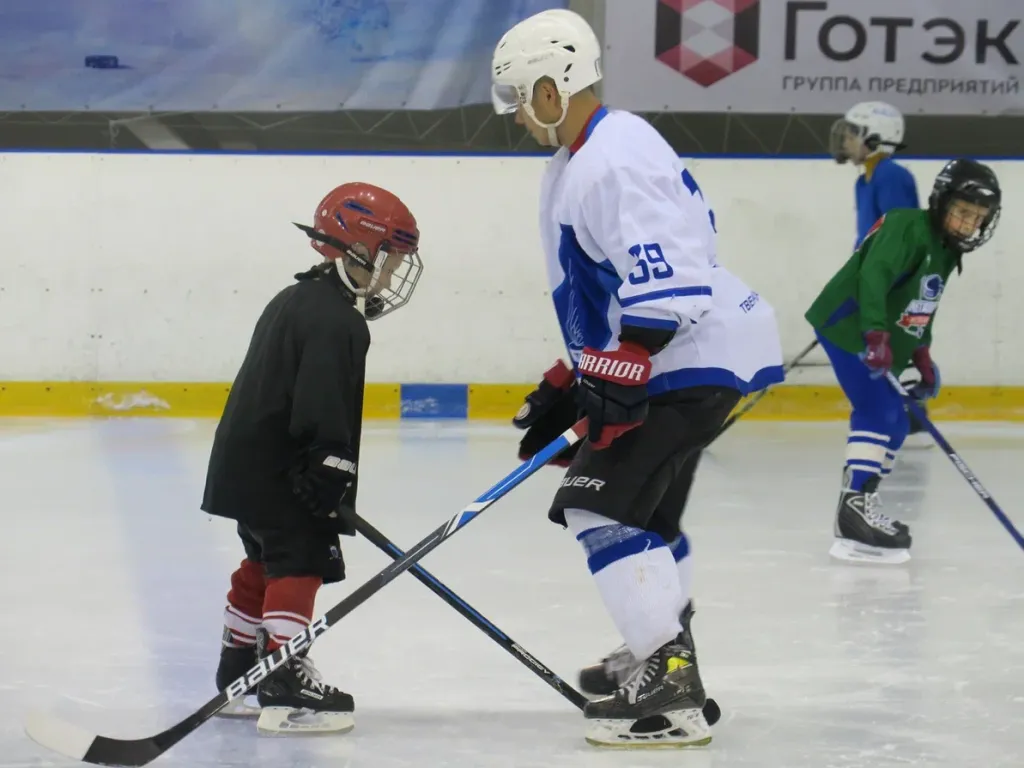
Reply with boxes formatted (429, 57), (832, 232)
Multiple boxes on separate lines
(829, 101), (906, 165)
(491, 9), (602, 145)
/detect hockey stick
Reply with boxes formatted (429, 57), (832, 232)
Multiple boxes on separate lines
(713, 339), (820, 439)
(347, 509), (588, 709)
(24, 421), (589, 767)
(887, 373), (1024, 552)
(345, 510), (722, 725)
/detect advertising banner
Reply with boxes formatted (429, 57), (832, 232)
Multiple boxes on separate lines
(603, 0), (1022, 115)
(0, 0), (564, 112)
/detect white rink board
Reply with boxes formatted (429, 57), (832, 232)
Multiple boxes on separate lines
(0, 152), (1020, 384)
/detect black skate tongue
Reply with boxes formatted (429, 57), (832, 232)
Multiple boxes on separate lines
(702, 698), (721, 726)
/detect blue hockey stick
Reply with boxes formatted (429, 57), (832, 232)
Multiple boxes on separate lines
(888, 373), (1024, 552)
(25, 420), (589, 767)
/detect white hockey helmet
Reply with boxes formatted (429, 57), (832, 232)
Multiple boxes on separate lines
(829, 101), (906, 165)
(491, 9), (602, 145)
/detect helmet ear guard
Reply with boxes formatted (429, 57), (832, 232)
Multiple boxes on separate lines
(863, 132), (907, 154)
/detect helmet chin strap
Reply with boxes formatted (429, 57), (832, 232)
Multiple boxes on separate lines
(334, 259), (370, 316)
(523, 100), (569, 146)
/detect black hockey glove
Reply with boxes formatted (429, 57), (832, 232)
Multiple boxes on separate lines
(290, 443), (357, 521)
(514, 360), (581, 468)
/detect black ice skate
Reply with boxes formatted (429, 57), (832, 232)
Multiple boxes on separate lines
(215, 630), (261, 718)
(579, 602), (700, 697)
(582, 631), (711, 749)
(829, 475), (912, 565)
(254, 628), (355, 735)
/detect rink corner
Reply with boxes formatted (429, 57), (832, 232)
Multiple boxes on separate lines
(0, 382), (1022, 421)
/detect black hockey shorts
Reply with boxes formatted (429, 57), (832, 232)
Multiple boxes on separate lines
(548, 386), (740, 543)
(237, 520), (346, 585)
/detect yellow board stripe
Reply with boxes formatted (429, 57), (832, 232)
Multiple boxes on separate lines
(0, 382), (1023, 421)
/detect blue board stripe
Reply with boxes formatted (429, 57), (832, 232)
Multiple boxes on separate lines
(400, 383), (468, 419)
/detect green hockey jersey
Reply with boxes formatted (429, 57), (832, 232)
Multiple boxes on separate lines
(805, 209), (958, 375)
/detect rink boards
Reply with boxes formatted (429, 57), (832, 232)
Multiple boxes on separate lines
(0, 381), (1023, 420)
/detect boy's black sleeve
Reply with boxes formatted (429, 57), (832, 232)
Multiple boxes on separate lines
(289, 317), (367, 448)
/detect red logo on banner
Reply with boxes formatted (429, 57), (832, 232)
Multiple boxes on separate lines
(655, 0), (761, 87)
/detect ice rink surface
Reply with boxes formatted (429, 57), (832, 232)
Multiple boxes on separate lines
(2, 418), (1022, 768)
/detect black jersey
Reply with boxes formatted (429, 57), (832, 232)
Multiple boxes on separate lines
(202, 265), (369, 528)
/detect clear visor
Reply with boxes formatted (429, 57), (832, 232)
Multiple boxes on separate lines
(828, 119), (863, 164)
(491, 83), (521, 115)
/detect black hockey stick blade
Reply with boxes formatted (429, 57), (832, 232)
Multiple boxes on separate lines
(24, 422), (587, 766)
(713, 339), (820, 439)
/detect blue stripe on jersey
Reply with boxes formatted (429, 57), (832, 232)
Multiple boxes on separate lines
(620, 286), (712, 308)
(554, 225), (621, 357)
(621, 314), (680, 331)
(649, 363), (785, 397)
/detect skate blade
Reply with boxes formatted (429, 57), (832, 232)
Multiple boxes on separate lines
(256, 706), (354, 735)
(830, 538), (911, 565)
(216, 696), (261, 719)
(585, 708), (711, 749)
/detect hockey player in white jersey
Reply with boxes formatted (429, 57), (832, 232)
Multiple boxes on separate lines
(492, 9), (784, 749)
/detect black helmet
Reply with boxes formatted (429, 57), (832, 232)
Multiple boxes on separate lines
(928, 158), (1001, 254)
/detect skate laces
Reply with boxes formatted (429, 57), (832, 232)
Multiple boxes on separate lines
(294, 655), (337, 694)
(863, 492), (898, 534)
(621, 652), (662, 704)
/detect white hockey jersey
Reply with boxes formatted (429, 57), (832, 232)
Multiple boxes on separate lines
(538, 107), (784, 396)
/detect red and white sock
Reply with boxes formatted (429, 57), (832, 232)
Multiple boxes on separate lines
(263, 575), (321, 651)
(223, 559), (265, 648)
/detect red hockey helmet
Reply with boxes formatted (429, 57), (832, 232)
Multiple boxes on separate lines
(296, 182), (422, 320)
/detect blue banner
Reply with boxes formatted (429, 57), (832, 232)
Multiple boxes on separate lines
(0, 0), (565, 111)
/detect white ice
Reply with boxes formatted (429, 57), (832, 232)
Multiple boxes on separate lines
(3, 418), (1023, 768)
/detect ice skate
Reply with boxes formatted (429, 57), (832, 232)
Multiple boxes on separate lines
(579, 601), (699, 697)
(583, 631), (711, 749)
(254, 629), (355, 735)
(829, 476), (912, 564)
(215, 635), (262, 718)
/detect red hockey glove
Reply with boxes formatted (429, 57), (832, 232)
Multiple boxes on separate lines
(908, 346), (941, 400)
(860, 330), (892, 378)
(576, 342), (652, 449)
(514, 360), (581, 467)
